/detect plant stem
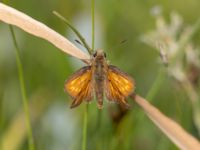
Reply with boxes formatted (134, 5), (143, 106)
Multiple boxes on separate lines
(146, 69), (165, 101)
(82, 104), (88, 150)
(9, 26), (35, 150)
(91, 0), (95, 50)
(53, 11), (92, 54)
(82, 1), (95, 149)
(131, 68), (166, 126)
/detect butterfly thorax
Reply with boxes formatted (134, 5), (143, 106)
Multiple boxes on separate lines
(91, 49), (108, 109)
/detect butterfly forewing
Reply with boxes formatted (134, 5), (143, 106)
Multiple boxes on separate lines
(64, 66), (93, 108)
(106, 65), (135, 108)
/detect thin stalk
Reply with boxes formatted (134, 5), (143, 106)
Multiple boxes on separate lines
(91, 0), (95, 50)
(53, 11), (92, 54)
(82, 1), (95, 149)
(146, 69), (165, 101)
(135, 69), (164, 121)
(90, 0), (101, 137)
(9, 26), (35, 150)
(82, 104), (88, 150)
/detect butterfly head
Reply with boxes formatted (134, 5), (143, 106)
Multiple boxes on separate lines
(92, 49), (106, 59)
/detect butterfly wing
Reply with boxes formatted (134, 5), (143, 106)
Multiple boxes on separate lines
(64, 66), (93, 108)
(105, 65), (135, 108)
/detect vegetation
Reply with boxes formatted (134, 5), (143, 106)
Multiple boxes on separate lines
(0, 0), (200, 150)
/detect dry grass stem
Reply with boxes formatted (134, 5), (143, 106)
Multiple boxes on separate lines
(0, 3), (89, 60)
(133, 94), (200, 150)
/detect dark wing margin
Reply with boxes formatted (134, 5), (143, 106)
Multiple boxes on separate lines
(64, 66), (93, 108)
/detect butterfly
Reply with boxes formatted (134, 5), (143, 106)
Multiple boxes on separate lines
(64, 49), (135, 109)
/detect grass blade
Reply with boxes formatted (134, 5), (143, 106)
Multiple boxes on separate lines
(0, 3), (89, 60)
(82, 104), (88, 150)
(131, 94), (200, 150)
(91, 0), (95, 50)
(9, 26), (35, 150)
(82, 0), (95, 149)
(53, 11), (92, 54)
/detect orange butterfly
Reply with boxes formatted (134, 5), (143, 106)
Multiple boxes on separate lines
(64, 49), (135, 109)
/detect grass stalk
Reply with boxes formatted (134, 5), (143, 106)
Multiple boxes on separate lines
(91, 0), (95, 50)
(9, 26), (35, 150)
(82, 104), (88, 150)
(146, 68), (165, 101)
(53, 11), (92, 54)
(134, 68), (166, 123)
(82, 1), (95, 149)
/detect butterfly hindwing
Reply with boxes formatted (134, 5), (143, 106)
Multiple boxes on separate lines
(106, 65), (135, 108)
(64, 66), (93, 108)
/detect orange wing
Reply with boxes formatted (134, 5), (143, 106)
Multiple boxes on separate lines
(64, 66), (93, 108)
(106, 65), (135, 108)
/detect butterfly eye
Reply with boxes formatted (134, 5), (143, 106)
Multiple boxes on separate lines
(93, 52), (97, 57)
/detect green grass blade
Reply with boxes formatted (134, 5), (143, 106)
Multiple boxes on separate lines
(9, 26), (35, 150)
(53, 11), (92, 54)
(146, 69), (165, 101)
(82, 104), (88, 150)
(82, 1), (95, 150)
(91, 0), (95, 50)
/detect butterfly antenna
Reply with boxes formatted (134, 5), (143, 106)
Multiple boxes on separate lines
(74, 39), (91, 54)
(75, 39), (84, 46)
(53, 11), (93, 54)
(108, 39), (128, 51)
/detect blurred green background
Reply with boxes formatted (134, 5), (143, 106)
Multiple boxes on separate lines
(0, 0), (200, 150)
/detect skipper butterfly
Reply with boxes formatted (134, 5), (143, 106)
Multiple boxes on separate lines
(64, 49), (135, 109)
